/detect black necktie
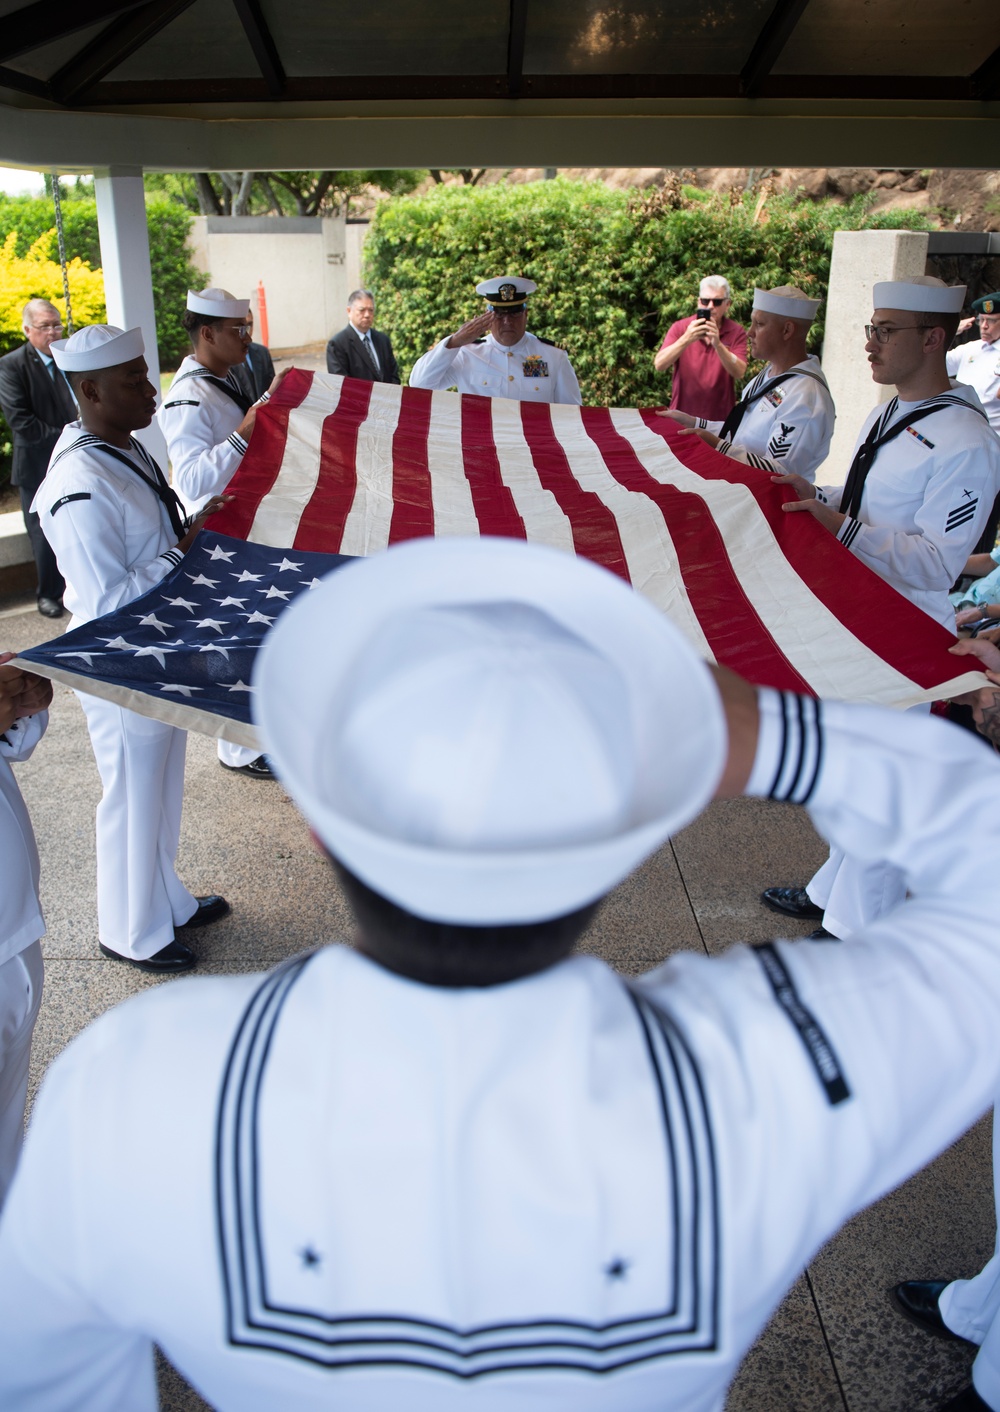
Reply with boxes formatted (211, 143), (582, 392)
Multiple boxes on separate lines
(363, 333), (380, 376)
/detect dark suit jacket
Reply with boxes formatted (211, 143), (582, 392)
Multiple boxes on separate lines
(231, 342), (276, 403)
(0, 341), (78, 491)
(325, 326), (400, 384)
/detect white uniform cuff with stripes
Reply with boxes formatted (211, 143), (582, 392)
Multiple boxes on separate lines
(745, 687), (824, 805)
(227, 432), (248, 456)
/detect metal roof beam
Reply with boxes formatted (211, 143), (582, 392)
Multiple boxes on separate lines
(231, 0), (284, 97)
(0, 0), (150, 65)
(507, 0), (528, 98)
(49, 0), (198, 105)
(740, 0), (813, 98)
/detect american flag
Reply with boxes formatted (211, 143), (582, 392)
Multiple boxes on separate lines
(16, 532), (352, 746)
(16, 371), (987, 739)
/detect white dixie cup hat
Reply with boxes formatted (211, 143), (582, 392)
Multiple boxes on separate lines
(51, 323), (145, 371)
(253, 537), (728, 925)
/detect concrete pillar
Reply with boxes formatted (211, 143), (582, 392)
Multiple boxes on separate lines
(94, 166), (167, 463)
(819, 229), (929, 486)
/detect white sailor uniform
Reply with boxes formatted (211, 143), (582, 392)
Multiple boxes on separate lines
(0, 709), (46, 1206)
(31, 425), (198, 961)
(805, 381), (1000, 938)
(698, 354), (835, 482)
(158, 356), (264, 770)
(947, 337), (1000, 433)
(157, 355), (254, 514)
(409, 331), (582, 405)
(815, 382), (1000, 633)
(3, 692), (1000, 1411)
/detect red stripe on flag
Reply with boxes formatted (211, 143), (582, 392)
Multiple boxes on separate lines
(206, 367), (313, 541)
(641, 413), (963, 691)
(387, 386), (435, 544)
(584, 408), (811, 691)
(461, 396), (527, 539)
(293, 378), (374, 552)
(519, 402), (631, 584)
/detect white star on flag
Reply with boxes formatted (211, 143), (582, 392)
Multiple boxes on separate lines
(187, 573), (220, 588)
(227, 680), (253, 693)
(56, 651), (100, 665)
(207, 545), (236, 561)
(215, 596), (247, 608)
(302, 578), (323, 590)
(259, 585), (292, 600)
(134, 645), (174, 667)
(101, 636), (139, 650)
(194, 618), (228, 633)
(243, 610), (275, 626)
(199, 644), (231, 659)
(157, 682), (201, 696)
(135, 612), (171, 635)
(271, 558), (303, 572)
(233, 570), (263, 582)
(162, 596), (199, 612)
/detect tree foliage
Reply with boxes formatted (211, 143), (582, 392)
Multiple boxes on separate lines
(144, 170), (425, 217)
(364, 180), (933, 407)
(0, 193), (204, 368)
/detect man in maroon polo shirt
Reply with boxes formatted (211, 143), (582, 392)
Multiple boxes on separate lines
(653, 275), (748, 420)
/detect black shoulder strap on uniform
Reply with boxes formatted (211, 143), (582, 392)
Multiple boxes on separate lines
(838, 394), (988, 518)
(50, 435), (187, 539)
(719, 366), (829, 444)
(173, 365), (252, 415)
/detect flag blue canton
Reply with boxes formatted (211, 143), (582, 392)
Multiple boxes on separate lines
(19, 532), (354, 730)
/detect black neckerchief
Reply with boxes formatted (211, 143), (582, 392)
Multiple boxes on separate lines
(51, 434), (187, 539)
(838, 393), (988, 518)
(172, 364), (252, 414)
(719, 365), (827, 442)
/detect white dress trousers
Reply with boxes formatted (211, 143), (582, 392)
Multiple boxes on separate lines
(33, 428), (198, 959)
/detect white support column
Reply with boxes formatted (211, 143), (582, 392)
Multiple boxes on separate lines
(94, 166), (168, 463)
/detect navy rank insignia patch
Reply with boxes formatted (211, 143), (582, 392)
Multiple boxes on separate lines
(522, 356), (549, 378)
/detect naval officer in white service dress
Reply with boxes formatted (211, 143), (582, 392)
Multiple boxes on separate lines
(2, 535), (1000, 1411)
(948, 291), (1000, 435)
(660, 285), (836, 482)
(32, 325), (231, 974)
(409, 276), (582, 404)
(760, 276), (1000, 944)
(159, 287), (286, 779)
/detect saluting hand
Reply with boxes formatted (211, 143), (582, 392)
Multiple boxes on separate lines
(447, 311), (494, 349)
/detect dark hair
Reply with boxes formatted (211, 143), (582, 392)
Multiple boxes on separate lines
(921, 312), (962, 345)
(347, 288), (375, 307)
(333, 860), (599, 988)
(182, 309), (223, 340)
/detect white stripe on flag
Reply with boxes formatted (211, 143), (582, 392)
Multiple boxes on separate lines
(248, 374), (343, 548)
(339, 382), (403, 557)
(427, 391), (480, 537)
(547, 404), (715, 661)
(490, 400), (576, 554)
(611, 410), (923, 704)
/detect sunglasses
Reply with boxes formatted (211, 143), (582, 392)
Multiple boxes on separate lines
(699, 298), (726, 307)
(489, 305), (527, 316)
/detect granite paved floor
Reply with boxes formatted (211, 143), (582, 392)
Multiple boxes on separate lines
(1, 592), (992, 1412)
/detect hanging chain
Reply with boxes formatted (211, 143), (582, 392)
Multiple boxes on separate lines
(50, 170), (73, 335)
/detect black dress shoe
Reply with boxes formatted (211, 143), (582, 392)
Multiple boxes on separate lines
(806, 926), (837, 940)
(890, 1280), (972, 1343)
(220, 754), (275, 779)
(176, 894), (230, 929)
(939, 1388), (992, 1411)
(761, 886), (825, 920)
(99, 939), (197, 973)
(37, 596), (65, 619)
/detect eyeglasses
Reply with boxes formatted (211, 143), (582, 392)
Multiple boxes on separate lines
(699, 298), (726, 307)
(226, 324), (253, 338)
(30, 321), (63, 332)
(864, 323), (929, 345)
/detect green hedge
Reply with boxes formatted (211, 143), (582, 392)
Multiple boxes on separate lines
(364, 181), (932, 408)
(0, 194), (203, 368)
(0, 194), (204, 486)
